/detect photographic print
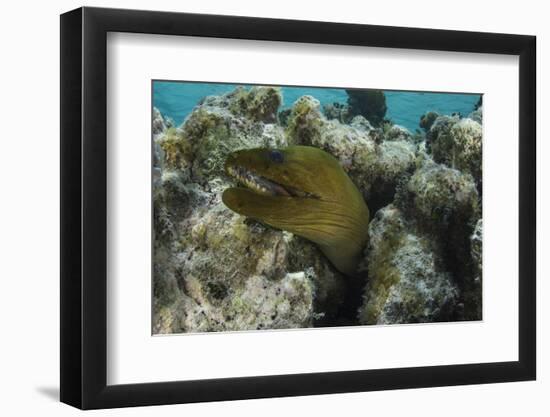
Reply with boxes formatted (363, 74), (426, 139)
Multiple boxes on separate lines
(152, 81), (483, 334)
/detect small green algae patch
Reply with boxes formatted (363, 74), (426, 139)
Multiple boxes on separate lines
(157, 127), (192, 170)
(228, 86), (282, 123)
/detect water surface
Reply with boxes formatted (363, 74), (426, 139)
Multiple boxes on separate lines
(153, 81), (480, 132)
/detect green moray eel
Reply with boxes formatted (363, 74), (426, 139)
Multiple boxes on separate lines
(222, 146), (370, 276)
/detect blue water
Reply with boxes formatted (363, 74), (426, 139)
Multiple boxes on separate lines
(153, 81), (480, 132)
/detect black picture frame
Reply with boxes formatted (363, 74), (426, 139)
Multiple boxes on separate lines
(60, 6), (536, 410)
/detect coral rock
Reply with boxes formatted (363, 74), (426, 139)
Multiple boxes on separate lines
(227, 86), (283, 123)
(465, 218), (483, 320)
(156, 87), (286, 184)
(398, 158), (479, 228)
(395, 158), (481, 318)
(323, 102), (351, 123)
(350, 115), (374, 132)
(384, 124), (413, 142)
(426, 114), (459, 150)
(153, 107), (167, 136)
(153, 194), (319, 333)
(468, 106), (483, 124)
(358, 205), (459, 324)
(430, 116), (482, 186)
(419, 111), (439, 132)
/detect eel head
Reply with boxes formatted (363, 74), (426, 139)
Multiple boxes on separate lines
(222, 146), (369, 276)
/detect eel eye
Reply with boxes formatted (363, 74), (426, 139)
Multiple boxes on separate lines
(269, 150), (284, 163)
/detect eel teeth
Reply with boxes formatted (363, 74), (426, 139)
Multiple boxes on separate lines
(227, 165), (318, 199)
(227, 165), (290, 197)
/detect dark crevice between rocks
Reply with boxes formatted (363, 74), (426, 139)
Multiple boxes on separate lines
(410, 214), (479, 322)
(439, 219), (480, 321)
(367, 182), (399, 216)
(313, 267), (368, 328)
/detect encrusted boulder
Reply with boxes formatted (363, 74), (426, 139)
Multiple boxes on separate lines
(471, 219), (482, 276)
(358, 205), (459, 324)
(350, 115), (374, 133)
(426, 114), (459, 150)
(323, 102), (351, 123)
(465, 218), (483, 320)
(366, 140), (416, 212)
(429, 116), (482, 186)
(153, 107), (167, 136)
(155, 270), (315, 334)
(226, 86), (283, 123)
(419, 111), (439, 132)
(152, 107), (167, 177)
(397, 158), (479, 230)
(395, 157), (481, 316)
(153, 190), (346, 333)
(468, 108), (482, 124)
(156, 87), (286, 184)
(384, 124), (413, 142)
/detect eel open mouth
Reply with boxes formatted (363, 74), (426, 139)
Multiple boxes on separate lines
(222, 146), (370, 276)
(226, 165), (318, 199)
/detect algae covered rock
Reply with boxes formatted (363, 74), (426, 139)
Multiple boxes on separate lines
(465, 218), (483, 320)
(366, 140), (416, 212)
(384, 124), (413, 142)
(323, 102), (351, 123)
(152, 107), (168, 175)
(431, 117), (482, 186)
(155, 270), (315, 334)
(153, 107), (167, 136)
(285, 234), (348, 324)
(375, 141), (417, 181)
(394, 157), (481, 318)
(425, 114), (459, 151)
(358, 205), (459, 324)
(156, 87), (286, 184)
(227, 86), (282, 123)
(468, 106), (483, 124)
(156, 126), (190, 171)
(153, 191), (345, 333)
(471, 219), (482, 276)
(419, 111), (439, 132)
(350, 115), (374, 133)
(286, 95), (325, 145)
(278, 108), (292, 127)
(398, 159), (479, 229)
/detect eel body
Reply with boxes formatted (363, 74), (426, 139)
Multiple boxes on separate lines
(222, 146), (369, 276)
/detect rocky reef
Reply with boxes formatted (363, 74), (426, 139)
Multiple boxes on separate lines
(324, 89), (388, 127)
(426, 114), (482, 190)
(357, 205), (458, 324)
(153, 86), (482, 333)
